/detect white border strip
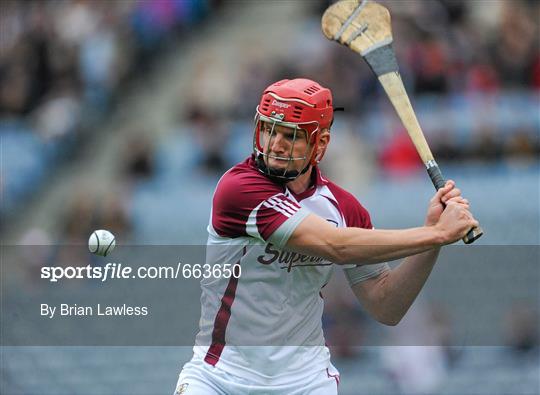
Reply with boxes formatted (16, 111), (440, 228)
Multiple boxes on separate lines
(333, 0), (368, 41)
(360, 37), (393, 56)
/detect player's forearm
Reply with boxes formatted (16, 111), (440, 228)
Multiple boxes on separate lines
(368, 248), (440, 325)
(330, 226), (444, 265)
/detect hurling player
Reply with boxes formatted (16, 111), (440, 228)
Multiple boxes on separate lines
(174, 79), (477, 394)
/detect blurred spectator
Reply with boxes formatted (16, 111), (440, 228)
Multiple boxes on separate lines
(123, 134), (156, 181)
(78, 11), (120, 112)
(32, 78), (81, 141)
(97, 194), (131, 241)
(318, 45), (372, 114)
(469, 127), (504, 162)
(465, 62), (500, 93)
(379, 128), (422, 176)
(504, 303), (539, 355)
(48, 189), (132, 281)
(322, 269), (368, 359)
(0, 0), (218, 218)
(62, 191), (98, 243)
(320, 118), (375, 189)
(505, 129), (539, 166)
(432, 129), (462, 162)
(531, 54), (540, 89)
(61, 189), (131, 244)
(381, 301), (453, 394)
(47, 190), (98, 274)
(186, 105), (229, 174)
(489, 1), (539, 88)
(234, 56), (275, 118)
(18, 227), (54, 286)
(382, 345), (447, 394)
(410, 34), (450, 95)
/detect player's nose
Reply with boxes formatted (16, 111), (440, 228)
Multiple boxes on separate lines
(270, 133), (287, 153)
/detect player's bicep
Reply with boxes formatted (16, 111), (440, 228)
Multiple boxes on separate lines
(349, 267), (390, 317)
(285, 213), (341, 261)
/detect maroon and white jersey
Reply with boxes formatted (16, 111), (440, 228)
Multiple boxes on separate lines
(193, 156), (388, 384)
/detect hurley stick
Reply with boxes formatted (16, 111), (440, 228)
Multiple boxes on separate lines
(322, 0), (483, 244)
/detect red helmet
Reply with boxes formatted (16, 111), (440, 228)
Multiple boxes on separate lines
(253, 78), (334, 181)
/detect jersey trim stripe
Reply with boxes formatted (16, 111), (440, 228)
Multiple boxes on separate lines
(280, 198), (301, 213)
(204, 246), (246, 366)
(327, 367), (340, 387)
(263, 194), (300, 218)
(269, 199), (295, 216)
(263, 201), (292, 218)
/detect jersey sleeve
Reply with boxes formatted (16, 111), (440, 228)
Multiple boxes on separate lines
(326, 182), (389, 281)
(211, 169), (309, 247)
(337, 191), (373, 229)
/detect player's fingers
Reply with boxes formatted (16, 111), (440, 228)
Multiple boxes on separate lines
(447, 188), (461, 198)
(446, 196), (464, 204)
(442, 180), (455, 194)
(463, 208), (475, 222)
(465, 213), (479, 228)
(446, 195), (468, 204)
(432, 181), (454, 203)
(442, 188), (461, 203)
(445, 200), (461, 210)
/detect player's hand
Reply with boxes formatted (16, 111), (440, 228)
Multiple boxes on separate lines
(434, 197), (479, 244)
(425, 180), (469, 226)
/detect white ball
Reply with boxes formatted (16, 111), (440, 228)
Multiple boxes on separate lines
(88, 230), (116, 257)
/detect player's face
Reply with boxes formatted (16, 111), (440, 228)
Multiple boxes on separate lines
(260, 121), (311, 172)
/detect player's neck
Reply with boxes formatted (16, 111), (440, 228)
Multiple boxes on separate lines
(286, 167), (314, 195)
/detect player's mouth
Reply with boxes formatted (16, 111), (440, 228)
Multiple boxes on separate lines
(267, 155), (291, 167)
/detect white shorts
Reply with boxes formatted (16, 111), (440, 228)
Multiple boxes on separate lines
(173, 358), (340, 395)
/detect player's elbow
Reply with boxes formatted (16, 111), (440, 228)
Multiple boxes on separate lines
(368, 306), (403, 326)
(376, 314), (402, 326)
(371, 301), (407, 326)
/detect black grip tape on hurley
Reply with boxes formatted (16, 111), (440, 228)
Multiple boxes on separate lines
(427, 165), (446, 190)
(427, 164), (483, 244)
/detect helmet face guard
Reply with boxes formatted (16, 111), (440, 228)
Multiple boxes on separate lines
(253, 109), (320, 182)
(252, 79), (334, 182)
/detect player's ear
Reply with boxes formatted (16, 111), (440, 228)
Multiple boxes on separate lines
(315, 128), (330, 161)
(319, 128), (330, 147)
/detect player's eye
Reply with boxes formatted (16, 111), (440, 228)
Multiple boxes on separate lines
(261, 124), (272, 134)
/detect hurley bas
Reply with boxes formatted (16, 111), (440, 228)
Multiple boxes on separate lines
(41, 303), (148, 318)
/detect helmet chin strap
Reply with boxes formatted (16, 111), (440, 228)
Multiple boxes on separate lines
(255, 154), (311, 184)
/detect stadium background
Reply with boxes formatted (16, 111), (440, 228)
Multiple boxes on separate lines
(1, 0), (538, 394)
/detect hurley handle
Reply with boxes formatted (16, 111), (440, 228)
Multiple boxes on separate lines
(427, 164), (483, 244)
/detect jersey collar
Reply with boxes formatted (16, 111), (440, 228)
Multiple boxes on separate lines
(288, 166), (329, 201)
(247, 155), (329, 199)
(314, 166), (329, 187)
